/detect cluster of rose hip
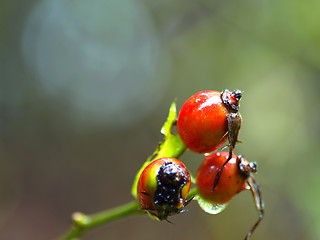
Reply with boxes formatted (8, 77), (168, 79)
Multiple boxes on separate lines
(136, 90), (264, 240)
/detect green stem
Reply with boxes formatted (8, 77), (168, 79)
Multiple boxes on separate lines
(188, 187), (199, 198)
(58, 200), (141, 240)
(58, 187), (199, 240)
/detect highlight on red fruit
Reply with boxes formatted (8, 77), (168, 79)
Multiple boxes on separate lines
(195, 152), (264, 240)
(196, 152), (253, 204)
(137, 157), (192, 221)
(177, 89), (242, 154)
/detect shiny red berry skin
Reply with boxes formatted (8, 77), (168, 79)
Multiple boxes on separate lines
(196, 152), (254, 204)
(196, 152), (263, 240)
(137, 158), (191, 221)
(177, 90), (242, 153)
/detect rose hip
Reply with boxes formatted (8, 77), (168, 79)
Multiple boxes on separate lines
(137, 158), (192, 221)
(196, 152), (264, 240)
(177, 89), (242, 154)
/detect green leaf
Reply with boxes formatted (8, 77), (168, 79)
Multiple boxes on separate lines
(131, 100), (187, 198)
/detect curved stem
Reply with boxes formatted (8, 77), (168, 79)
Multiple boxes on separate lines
(58, 200), (142, 240)
(58, 187), (199, 240)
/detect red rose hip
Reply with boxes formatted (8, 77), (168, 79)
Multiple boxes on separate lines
(177, 89), (242, 154)
(196, 152), (254, 203)
(137, 158), (192, 221)
(196, 152), (264, 240)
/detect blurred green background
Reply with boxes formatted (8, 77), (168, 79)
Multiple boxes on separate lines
(1, 0), (319, 239)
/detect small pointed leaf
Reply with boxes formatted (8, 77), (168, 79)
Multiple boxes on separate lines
(131, 100), (187, 198)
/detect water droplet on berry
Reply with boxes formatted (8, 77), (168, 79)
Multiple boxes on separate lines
(195, 195), (228, 214)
